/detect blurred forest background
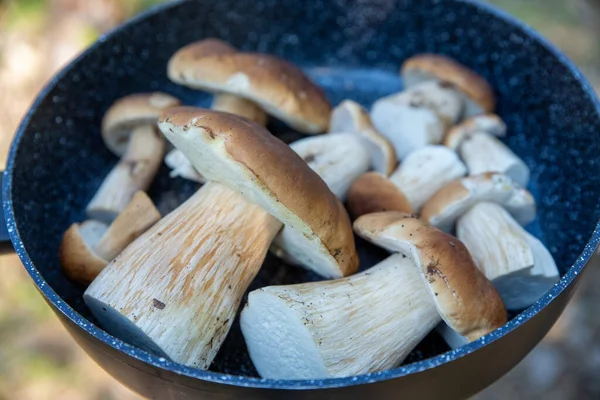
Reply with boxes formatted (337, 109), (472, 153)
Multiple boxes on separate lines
(0, 0), (599, 399)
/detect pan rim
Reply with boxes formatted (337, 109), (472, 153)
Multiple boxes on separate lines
(3, 0), (600, 390)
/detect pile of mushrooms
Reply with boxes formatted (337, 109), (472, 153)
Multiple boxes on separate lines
(58, 43), (559, 380)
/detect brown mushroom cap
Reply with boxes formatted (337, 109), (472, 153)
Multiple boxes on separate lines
(60, 220), (109, 286)
(159, 107), (358, 277)
(329, 100), (397, 175)
(346, 172), (413, 219)
(101, 92), (180, 156)
(401, 54), (495, 114)
(167, 39), (331, 133)
(354, 211), (507, 341)
(420, 172), (536, 232)
(444, 114), (506, 150)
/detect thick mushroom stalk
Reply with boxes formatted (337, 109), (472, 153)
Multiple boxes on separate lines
(86, 92), (180, 222)
(329, 100), (397, 175)
(401, 54), (496, 118)
(458, 131), (530, 187)
(241, 212), (506, 379)
(85, 108), (357, 369)
(458, 202), (559, 309)
(61, 191), (160, 286)
(241, 253), (438, 379)
(388, 145), (467, 211)
(444, 113), (506, 150)
(371, 81), (464, 159)
(420, 172), (536, 232)
(85, 183), (282, 367)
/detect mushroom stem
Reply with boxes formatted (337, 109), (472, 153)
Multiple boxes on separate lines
(458, 131), (530, 187)
(456, 202), (559, 310)
(240, 253), (439, 379)
(86, 125), (165, 223)
(84, 182), (282, 369)
(389, 145), (466, 211)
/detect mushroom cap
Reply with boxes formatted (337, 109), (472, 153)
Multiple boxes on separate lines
(60, 220), (109, 286)
(444, 114), (506, 150)
(354, 211), (507, 341)
(158, 107), (358, 277)
(101, 92), (180, 156)
(401, 54), (495, 114)
(167, 39), (331, 133)
(347, 172), (413, 219)
(329, 100), (397, 175)
(164, 149), (206, 183)
(420, 172), (536, 232)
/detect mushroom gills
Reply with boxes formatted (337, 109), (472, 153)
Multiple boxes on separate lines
(459, 131), (530, 187)
(165, 148), (206, 183)
(389, 145), (466, 211)
(456, 202), (559, 310)
(240, 253), (439, 379)
(84, 182), (282, 368)
(86, 125), (165, 223)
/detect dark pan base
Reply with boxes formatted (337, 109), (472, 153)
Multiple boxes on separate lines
(4, 0), (600, 395)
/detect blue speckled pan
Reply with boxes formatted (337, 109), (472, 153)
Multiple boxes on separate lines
(2, 0), (600, 398)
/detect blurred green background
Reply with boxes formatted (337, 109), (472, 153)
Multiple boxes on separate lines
(0, 1), (599, 399)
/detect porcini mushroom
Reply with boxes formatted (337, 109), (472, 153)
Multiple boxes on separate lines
(420, 172), (536, 232)
(84, 108), (358, 369)
(438, 202), (559, 348)
(61, 191), (160, 286)
(457, 130), (530, 187)
(401, 53), (496, 117)
(240, 212), (506, 379)
(371, 81), (464, 159)
(167, 38), (331, 133)
(346, 172), (413, 219)
(388, 145), (467, 211)
(86, 92), (179, 222)
(329, 100), (397, 175)
(444, 113), (506, 150)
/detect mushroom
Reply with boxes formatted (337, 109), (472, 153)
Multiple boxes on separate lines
(388, 145), (467, 212)
(370, 81), (464, 159)
(420, 172), (536, 232)
(240, 212), (506, 379)
(401, 53), (496, 118)
(167, 38), (331, 133)
(60, 191), (160, 286)
(84, 108), (358, 369)
(443, 113), (506, 150)
(438, 202), (559, 348)
(86, 92), (179, 223)
(346, 172), (413, 219)
(329, 100), (397, 175)
(456, 130), (530, 187)
(288, 133), (371, 201)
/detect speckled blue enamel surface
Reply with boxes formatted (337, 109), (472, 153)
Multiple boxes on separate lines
(3, 0), (600, 390)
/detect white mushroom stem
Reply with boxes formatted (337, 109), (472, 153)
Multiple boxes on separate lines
(389, 145), (466, 211)
(289, 133), (370, 201)
(457, 202), (559, 310)
(87, 125), (165, 223)
(240, 253), (439, 380)
(459, 131), (530, 187)
(84, 182), (282, 369)
(270, 132), (369, 277)
(370, 81), (464, 159)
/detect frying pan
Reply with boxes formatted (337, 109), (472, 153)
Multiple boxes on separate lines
(2, 0), (600, 398)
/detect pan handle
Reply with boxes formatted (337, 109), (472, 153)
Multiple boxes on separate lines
(0, 172), (15, 254)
